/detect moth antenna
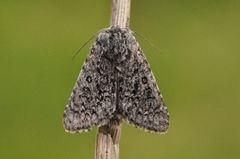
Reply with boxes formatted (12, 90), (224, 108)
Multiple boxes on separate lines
(72, 28), (110, 60)
(72, 34), (97, 60)
(133, 30), (162, 54)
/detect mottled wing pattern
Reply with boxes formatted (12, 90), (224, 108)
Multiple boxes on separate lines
(63, 26), (169, 134)
(63, 39), (117, 133)
(118, 31), (169, 133)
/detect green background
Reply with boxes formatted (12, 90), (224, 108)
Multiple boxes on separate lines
(1, 0), (239, 158)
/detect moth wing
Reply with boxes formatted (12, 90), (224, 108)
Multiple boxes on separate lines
(63, 43), (117, 133)
(118, 42), (169, 133)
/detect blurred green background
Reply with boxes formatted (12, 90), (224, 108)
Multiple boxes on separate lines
(1, 0), (240, 158)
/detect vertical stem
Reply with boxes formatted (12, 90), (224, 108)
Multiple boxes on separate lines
(110, 0), (130, 28)
(95, 125), (122, 159)
(95, 1), (131, 159)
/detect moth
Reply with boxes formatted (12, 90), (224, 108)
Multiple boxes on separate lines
(63, 26), (169, 134)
